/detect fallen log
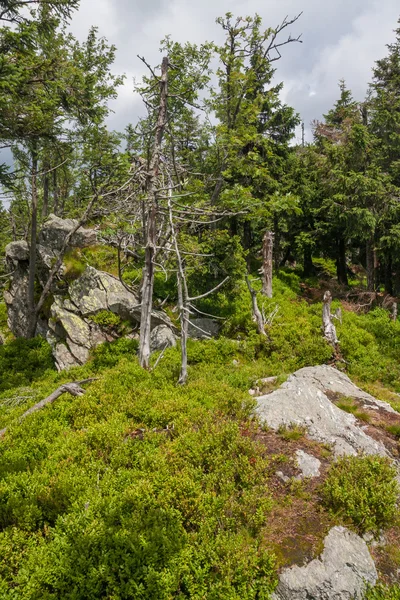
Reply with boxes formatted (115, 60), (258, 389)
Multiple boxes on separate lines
(0, 378), (97, 439)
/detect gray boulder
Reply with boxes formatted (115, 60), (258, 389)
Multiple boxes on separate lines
(150, 325), (177, 352)
(256, 366), (390, 457)
(188, 318), (220, 340)
(295, 450), (321, 479)
(272, 526), (377, 599)
(3, 265), (30, 338)
(5, 241), (29, 263)
(50, 298), (91, 348)
(39, 213), (96, 250)
(52, 342), (81, 371)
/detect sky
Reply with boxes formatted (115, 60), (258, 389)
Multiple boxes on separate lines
(69, 0), (400, 143)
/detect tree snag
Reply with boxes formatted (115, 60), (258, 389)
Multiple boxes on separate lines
(322, 291), (339, 346)
(246, 275), (267, 336)
(138, 56), (169, 370)
(261, 230), (274, 297)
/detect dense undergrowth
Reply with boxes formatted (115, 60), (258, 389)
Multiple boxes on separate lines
(1, 270), (400, 597)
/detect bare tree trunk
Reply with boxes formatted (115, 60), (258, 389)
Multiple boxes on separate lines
(246, 275), (266, 336)
(26, 144), (38, 339)
(139, 56), (169, 370)
(53, 169), (59, 215)
(42, 162), (49, 218)
(322, 291), (339, 346)
(261, 230), (274, 298)
(391, 302), (398, 322)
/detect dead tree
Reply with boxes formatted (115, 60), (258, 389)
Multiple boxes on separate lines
(138, 56), (169, 370)
(322, 291), (339, 346)
(0, 379), (96, 439)
(391, 302), (398, 322)
(261, 230), (274, 298)
(166, 184), (228, 384)
(246, 275), (267, 337)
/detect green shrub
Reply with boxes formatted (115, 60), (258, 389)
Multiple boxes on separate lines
(91, 337), (139, 369)
(365, 584), (400, 599)
(90, 310), (122, 330)
(0, 337), (54, 392)
(321, 455), (399, 533)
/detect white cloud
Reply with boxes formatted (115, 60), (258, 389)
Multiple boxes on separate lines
(69, 0), (400, 137)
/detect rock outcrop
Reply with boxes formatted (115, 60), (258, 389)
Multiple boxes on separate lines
(272, 526), (377, 600)
(256, 365), (393, 456)
(4, 215), (176, 370)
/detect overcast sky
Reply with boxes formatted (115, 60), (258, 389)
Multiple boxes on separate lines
(69, 0), (400, 143)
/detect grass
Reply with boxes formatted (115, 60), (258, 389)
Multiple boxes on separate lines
(335, 397), (372, 423)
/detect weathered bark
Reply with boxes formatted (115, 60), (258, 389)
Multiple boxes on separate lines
(26, 145), (38, 339)
(391, 302), (398, 322)
(336, 237), (348, 286)
(322, 291), (339, 346)
(0, 379), (96, 439)
(42, 161), (49, 218)
(261, 230), (274, 298)
(246, 275), (267, 336)
(53, 169), (59, 215)
(139, 56), (169, 370)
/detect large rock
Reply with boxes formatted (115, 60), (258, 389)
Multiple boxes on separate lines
(256, 365), (390, 457)
(5, 241), (29, 263)
(187, 318), (220, 340)
(150, 325), (177, 352)
(50, 298), (91, 348)
(272, 526), (377, 600)
(3, 265), (30, 338)
(39, 213), (96, 250)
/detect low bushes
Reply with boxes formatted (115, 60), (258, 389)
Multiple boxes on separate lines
(320, 455), (399, 534)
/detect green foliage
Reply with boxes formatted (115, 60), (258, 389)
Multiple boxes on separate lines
(365, 584), (400, 599)
(91, 337), (139, 370)
(63, 251), (86, 282)
(277, 424), (306, 441)
(321, 455), (398, 533)
(0, 350), (277, 598)
(0, 337), (54, 392)
(89, 310), (132, 338)
(335, 397), (371, 423)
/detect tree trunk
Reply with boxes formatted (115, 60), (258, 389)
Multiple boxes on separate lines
(273, 215), (280, 270)
(384, 253), (393, 295)
(303, 247), (315, 277)
(391, 302), (398, 322)
(322, 291), (338, 346)
(139, 56), (168, 370)
(246, 275), (266, 336)
(53, 169), (59, 215)
(42, 161), (49, 218)
(366, 237), (377, 292)
(261, 230), (274, 298)
(336, 237), (348, 286)
(26, 144), (38, 339)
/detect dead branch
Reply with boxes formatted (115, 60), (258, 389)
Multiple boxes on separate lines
(0, 378), (97, 439)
